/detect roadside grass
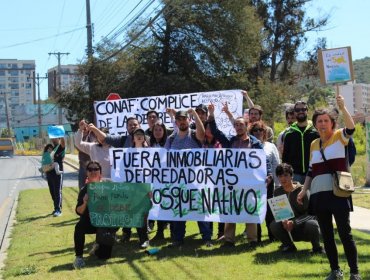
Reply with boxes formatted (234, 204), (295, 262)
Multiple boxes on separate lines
(2, 188), (370, 280)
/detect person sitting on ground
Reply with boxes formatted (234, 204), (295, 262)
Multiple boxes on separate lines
(40, 143), (63, 175)
(73, 161), (116, 269)
(269, 163), (324, 254)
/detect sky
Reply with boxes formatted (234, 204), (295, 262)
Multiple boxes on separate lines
(0, 0), (369, 100)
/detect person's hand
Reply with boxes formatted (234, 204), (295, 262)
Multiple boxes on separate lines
(83, 193), (89, 204)
(79, 119), (88, 131)
(87, 123), (98, 132)
(336, 95), (345, 110)
(282, 220), (294, 232)
(241, 90), (248, 98)
(166, 108), (176, 117)
(265, 175), (273, 186)
(187, 108), (196, 116)
(297, 189), (306, 205)
(208, 103), (215, 116)
(222, 102), (230, 113)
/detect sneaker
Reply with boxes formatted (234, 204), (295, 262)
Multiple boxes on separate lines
(73, 257), (85, 269)
(311, 246), (326, 255)
(281, 244), (297, 253)
(242, 230), (248, 239)
(89, 243), (99, 256)
(204, 241), (213, 247)
(325, 269), (343, 280)
(53, 210), (62, 217)
(141, 240), (150, 248)
(349, 274), (362, 280)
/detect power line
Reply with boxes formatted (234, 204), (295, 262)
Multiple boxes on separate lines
(98, 5), (165, 62)
(0, 27), (85, 50)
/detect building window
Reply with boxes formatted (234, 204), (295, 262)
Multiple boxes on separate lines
(23, 63), (34, 69)
(8, 70), (18, 76)
(0, 70), (5, 76)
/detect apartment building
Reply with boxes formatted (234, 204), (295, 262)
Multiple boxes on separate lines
(0, 59), (36, 129)
(47, 64), (79, 99)
(339, 82), (370, 122)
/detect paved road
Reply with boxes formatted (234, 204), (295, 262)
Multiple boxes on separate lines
(0, 155), (78, 253)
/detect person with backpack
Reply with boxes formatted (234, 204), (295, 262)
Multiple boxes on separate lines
(164, 109), (213, 248)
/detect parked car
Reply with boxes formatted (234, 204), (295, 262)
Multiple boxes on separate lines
(0, 138), (15, 157)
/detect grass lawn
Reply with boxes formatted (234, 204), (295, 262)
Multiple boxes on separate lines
(2, 187), (370, 280)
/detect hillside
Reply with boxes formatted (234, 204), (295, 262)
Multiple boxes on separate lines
(353, 57), (370, 83)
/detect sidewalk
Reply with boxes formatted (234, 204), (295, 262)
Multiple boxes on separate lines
(64, 153), (79, 170)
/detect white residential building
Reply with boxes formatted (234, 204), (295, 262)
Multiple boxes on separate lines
(0, 59), (36, 129)
(47, 64), (79, 99)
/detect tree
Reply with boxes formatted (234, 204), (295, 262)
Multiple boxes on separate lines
(250, 0), (329, 82)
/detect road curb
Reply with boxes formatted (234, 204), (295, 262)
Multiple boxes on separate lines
(0, 196), (18, 280)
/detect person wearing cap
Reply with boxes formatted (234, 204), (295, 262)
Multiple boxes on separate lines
(190, 104), (208, 129)
(164, 108), (213, 248)
(282, 101), (319, 184)
(276, 105), (296, 158)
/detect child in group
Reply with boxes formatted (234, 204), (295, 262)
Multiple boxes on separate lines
(40, 143), (63, 175)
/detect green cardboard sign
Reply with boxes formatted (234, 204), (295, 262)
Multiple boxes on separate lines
(87, 182), (152, 228)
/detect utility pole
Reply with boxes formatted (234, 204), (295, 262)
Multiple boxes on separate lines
(48, 52), (69, 125)
(86, 0), (94, 97)
(0, 91), (11, 135)
(28, 73), (48, 138)
(86, 0), (93, 59)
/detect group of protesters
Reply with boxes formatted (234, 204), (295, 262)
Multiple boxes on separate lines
(67, 90), (361, 280)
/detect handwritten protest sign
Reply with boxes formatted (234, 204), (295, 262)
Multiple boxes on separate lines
(110, 148), (267, 223)
(87, 182), (152, 228)
(94, 90), (243, 136)
(318, 46), (354, 84)
(267, 194), (294, 222)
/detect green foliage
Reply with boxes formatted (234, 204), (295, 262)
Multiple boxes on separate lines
(353, 56), (370, 84)
(353, 123), (366, 155)
(0, 128), (14, 137)
(3, 187), (370, 279)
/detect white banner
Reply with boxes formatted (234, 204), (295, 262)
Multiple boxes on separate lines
(110, 148), (267, 223)
(94, 89), (243, 136)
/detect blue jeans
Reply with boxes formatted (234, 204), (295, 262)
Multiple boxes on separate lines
(173, 221), (212, 242)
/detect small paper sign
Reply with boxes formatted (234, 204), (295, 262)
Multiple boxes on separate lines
(267, 194), (294, 222)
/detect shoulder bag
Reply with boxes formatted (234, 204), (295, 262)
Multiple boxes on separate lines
(319, 140), (355, 197)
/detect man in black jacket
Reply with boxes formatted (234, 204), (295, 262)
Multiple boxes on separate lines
(282, 101), (319, 184)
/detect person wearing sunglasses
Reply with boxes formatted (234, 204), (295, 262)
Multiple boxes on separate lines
(282, 101), (319, 184)
(73, 161), (116, 269)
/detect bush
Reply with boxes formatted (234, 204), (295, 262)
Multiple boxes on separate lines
(353, 123), (366, 155)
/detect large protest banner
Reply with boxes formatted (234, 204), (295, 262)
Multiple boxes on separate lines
(94, 90), (243, 136)
(87, 182), (152, 228)
(110, 148), (267, 223)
